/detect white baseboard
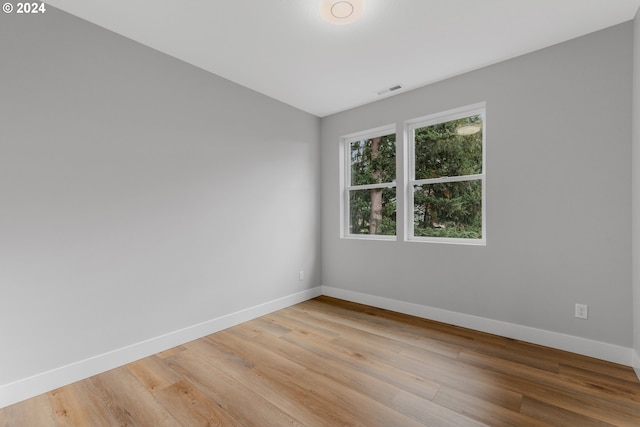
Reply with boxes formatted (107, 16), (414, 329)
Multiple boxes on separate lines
(322, 286), (634, 367)
(0, 286), (322, 409)
(634, 349), (640, 381)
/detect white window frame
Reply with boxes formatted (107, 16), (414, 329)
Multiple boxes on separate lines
(405, 102), (486, 245)
(340, 124), (397, 240)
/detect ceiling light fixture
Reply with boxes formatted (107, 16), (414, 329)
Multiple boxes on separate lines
(320, 0), (365, 25)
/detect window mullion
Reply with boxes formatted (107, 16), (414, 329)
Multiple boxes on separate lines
(403, 125), (414, 240)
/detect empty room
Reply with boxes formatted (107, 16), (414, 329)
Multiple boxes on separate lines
(2, 0), (640, 425)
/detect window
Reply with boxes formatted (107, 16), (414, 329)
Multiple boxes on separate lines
(407, 103), (485, 244)
(339, 103), (485, 244)
(341, 126), (396, 238)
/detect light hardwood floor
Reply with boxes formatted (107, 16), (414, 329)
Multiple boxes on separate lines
(1, 296), (640, 426)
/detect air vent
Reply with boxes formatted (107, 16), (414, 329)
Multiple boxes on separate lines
(377, 84), (403, 96)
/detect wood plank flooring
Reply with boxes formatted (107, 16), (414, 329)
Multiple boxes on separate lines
(1, 296), (640, 426)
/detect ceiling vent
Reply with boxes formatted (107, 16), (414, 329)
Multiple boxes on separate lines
(377, 84), (403, 96)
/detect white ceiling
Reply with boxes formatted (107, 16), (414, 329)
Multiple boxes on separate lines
(45, 0), (640, 117)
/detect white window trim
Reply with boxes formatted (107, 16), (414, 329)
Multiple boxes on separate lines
(405, 102), (486, 245)
(340, 124), (397, 240)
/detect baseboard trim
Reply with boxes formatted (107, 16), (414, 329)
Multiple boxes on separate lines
(634, 349), (640, 381)
(322, 286), (633, 367)
(0, 286), (322, 409)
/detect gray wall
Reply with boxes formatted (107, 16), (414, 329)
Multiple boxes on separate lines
(322, 23), (633, 347)
(0, 9), (320, 386)
(633, 8), (640, 368)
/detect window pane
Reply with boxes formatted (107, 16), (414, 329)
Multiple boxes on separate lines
(413, 180), (482, 239)
(414, 115), (482, 180)
(350, 134), (396, 186)
(349, 187), (396, 235)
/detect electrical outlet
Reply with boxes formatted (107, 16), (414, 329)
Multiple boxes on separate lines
(299, 270), (304, 281)
(575, 303), (588, 319)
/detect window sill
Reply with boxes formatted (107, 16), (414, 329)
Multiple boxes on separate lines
(341, 235), (397, 242)
(406, 237), (486, 246)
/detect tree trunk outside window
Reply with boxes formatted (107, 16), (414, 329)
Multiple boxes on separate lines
(369, 137), (382, 234)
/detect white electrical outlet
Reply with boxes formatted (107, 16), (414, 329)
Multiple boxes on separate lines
(575, 303), (588, 319)
(299, 270), (304, 281)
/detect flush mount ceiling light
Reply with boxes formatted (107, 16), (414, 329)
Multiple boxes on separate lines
(320, 0), (365, 25)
